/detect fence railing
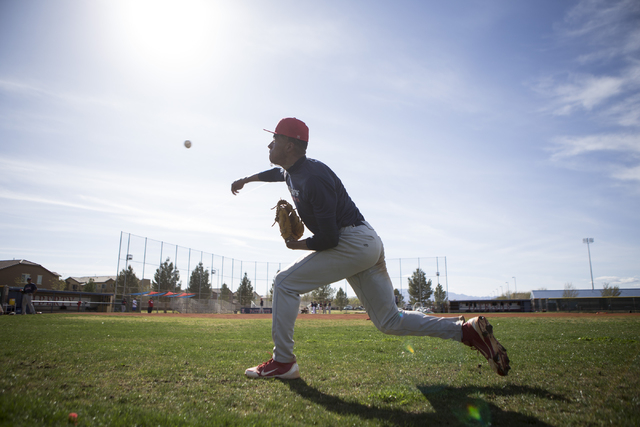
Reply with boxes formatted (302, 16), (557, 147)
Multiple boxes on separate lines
(114, 231), (449, 306)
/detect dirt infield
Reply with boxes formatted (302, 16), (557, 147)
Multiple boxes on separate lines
(82, 311), (640, 320)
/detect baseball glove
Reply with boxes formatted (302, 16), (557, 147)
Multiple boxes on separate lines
(272, 199), (304, 242)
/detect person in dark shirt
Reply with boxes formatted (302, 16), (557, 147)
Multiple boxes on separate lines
(21, 277), (37, 315)
(232, 117), (510, 379)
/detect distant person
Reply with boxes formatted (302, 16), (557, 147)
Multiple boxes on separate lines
(260, 298), (264, 313)
(21, 278), (37, 315)
(147, 298), (153, 314)
(232, 117), (510, 379)
(132, 298), (138, 312)
(121, 297), (127, 312)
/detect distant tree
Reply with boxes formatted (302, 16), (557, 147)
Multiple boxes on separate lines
(153, 258), (181, 292)
(116, 265), (140, 296)
(220, 283), (232, 302)
(311, 284), (335, 302)
(236, 273), (254, 306)
(407, 268), (432, 305)
(512, 292), (531, 299)
(269, 275), (277, 301)
(187, 262), (211, 299)
(51, 278), (67, 291)
(434, 283), (447, 306)
(334, 287), (348, 308)
(393, 289), (405, 307)
(84, 278), (97, 293)
(348, 297), (362, 307)
(563, 282), (579, 298)
(601, 282), (621, 297)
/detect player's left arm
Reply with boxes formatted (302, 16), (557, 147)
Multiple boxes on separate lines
(286, 239), (309, 250)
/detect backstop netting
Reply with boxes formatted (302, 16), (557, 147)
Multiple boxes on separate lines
(115, 232), (448, 314)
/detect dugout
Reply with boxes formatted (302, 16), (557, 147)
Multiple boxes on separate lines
(2, 287), (113, 314)
(449, 299), (532, 313)
(531, 289), (640, 313)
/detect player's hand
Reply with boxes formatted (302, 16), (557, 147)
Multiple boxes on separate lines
(231, 179), (246, 195)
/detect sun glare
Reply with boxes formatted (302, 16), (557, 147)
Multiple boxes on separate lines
(117, 0), (218, 68)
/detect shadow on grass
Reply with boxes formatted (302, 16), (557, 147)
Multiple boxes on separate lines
(283, 379), (565, 426)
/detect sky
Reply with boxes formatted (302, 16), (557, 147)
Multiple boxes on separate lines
(1, 0), (639, 298)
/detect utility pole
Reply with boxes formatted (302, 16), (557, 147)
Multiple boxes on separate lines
(583, 238), (595, 290)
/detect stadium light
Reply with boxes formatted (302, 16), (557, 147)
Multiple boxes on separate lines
(512, 277), (517, 295)
(583, 238), (595, 290)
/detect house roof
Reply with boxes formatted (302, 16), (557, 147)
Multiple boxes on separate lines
(531, 288), (640, 298)
(0, 259), (40, 270)
(0, 259), (60, 277)
(68, 276), (117, 284)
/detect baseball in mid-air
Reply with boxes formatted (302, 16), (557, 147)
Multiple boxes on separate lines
(184, 140), (192, 149)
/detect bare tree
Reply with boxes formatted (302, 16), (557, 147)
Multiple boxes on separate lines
(601, 282), (621, 297)
(563, 282), (579, 298)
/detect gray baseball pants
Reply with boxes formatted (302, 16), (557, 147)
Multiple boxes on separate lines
(272, 222), (463, 363)
(22, 293), (35, 315)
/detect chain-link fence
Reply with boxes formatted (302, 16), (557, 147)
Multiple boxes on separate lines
(115, 232), (448, 314)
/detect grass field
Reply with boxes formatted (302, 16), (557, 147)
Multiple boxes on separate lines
(1, 313), (639, 426)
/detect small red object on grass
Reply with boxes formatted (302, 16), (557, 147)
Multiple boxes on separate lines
(68, 412), (78, 424)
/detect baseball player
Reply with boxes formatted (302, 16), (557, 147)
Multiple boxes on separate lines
(21, 277), (37, 315)
(231, 117), (510, 379)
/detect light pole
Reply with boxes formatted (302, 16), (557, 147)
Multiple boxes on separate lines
(505, 282), (510, 298)
(512, 277), (517, 295)
(583, 238), (595, 290)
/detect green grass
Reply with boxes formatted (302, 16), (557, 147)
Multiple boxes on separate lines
(1, 314), (639, 426)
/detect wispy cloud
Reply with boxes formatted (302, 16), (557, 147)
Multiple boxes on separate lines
(561, 0), (640, 60)
(539, 0), (640, 185)
(550, 133), (640, 159)
(595, 275), (640, 286)
(537, 64), (640, 119)
(549, 133), (640, 182)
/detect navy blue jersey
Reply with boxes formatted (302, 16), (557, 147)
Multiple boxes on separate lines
(23, 283), (37, 294)
(259, 156), (365, 251)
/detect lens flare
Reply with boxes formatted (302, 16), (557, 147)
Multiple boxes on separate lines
(453, 400), (491, 427)
(467, 404), (481, 421)
(402, 340), (415, 354)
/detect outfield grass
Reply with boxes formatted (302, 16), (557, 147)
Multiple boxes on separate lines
(1, 314), (639, 426)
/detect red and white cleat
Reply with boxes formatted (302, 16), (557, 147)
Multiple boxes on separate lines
(462, 316), (510, 376)
(245, 358), (300, 379)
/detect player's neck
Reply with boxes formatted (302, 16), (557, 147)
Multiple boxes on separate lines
(280, 154), (305, 171)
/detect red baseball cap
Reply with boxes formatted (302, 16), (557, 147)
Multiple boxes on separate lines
(264, 117), (309, 142)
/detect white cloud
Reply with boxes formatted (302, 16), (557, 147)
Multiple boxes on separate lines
(539, 0), (640, 120)
(537, 63), (640, 118)
(549, 133), (640, 182)
(549, 74), (624, 114)
(562, 0), (640, 56)
(595, 276), (640, 286)
(539, 0), (640, 186)
(611, 164), (640, 181)
(550, 133), (640, 159)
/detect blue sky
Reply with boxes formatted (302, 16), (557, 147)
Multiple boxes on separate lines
(1, 0), (639, 297)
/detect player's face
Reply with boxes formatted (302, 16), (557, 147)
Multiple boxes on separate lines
(268, 135), (291, 166)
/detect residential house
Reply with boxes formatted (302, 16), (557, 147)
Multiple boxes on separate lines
(0, 259), (61, 289)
